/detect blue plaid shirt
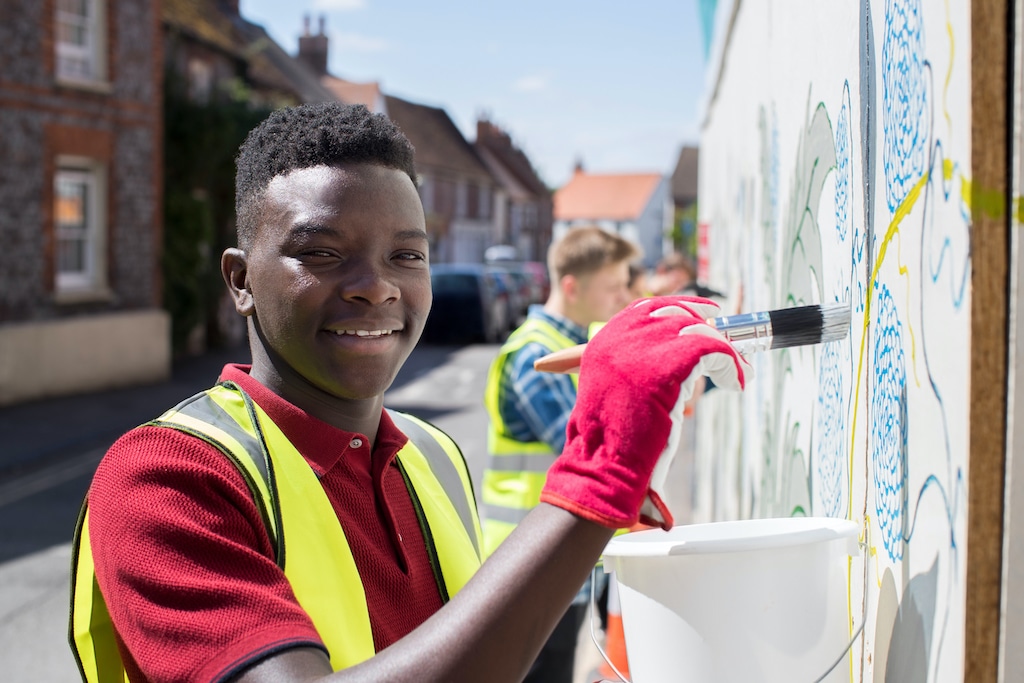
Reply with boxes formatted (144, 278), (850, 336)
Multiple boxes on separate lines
(497, 306), (589, 453)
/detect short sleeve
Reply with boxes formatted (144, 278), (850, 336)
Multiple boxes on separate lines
(87, 426), (326, 682)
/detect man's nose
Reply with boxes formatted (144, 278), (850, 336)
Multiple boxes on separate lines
(340, 261), (401, 304)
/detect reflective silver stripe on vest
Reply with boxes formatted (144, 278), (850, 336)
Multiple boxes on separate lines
(481, 503), (530, 526)
(485, 453), (559, 472)
(388, 410), (480, 558)
(158, 393), (478, 558)
(163, 392), (271, 484)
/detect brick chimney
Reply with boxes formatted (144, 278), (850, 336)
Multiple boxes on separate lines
(476, 118), (512, 150)
(298, 14), (329, 76)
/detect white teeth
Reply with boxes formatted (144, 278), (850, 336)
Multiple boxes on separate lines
(335, 329), (393, 337)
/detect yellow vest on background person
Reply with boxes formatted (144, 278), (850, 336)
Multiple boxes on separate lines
(481, 318), (579, 557)
(70, 381), (483, 683)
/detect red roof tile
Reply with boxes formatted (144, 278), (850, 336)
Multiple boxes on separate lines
(554, 171), (664, 221)
(321, 76), (384, 111)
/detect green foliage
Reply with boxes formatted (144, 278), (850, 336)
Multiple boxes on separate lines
(161, 71), (272, 352)
(670, 202), (699, 257)
(162, 188), (214, 351)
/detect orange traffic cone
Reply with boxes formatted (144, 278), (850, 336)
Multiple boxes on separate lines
(597, 575), (630, 681)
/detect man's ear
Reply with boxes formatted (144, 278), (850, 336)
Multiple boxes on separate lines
(222, 248), (254, 316)
(559, 274), (579, 303)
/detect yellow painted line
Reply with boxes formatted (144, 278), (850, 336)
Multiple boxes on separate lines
(847, 172), (930, 517)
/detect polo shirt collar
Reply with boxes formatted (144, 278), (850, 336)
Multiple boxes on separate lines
(218, 364), (407, 476)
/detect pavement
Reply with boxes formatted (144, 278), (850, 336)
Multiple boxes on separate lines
(0, 343), (253, 481)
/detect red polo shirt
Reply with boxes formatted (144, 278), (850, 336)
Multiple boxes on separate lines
(87, 364), (445, 682)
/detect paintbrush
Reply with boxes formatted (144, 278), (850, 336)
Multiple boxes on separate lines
(533, 302), (852, 374)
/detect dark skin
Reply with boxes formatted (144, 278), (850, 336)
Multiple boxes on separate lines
(222, 162), (615, 682)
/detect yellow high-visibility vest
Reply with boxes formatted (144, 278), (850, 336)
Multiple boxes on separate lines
(481, 318), (579, 556)
(69, 381), (482, 682)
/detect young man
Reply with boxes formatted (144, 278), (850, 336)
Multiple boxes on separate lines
(481, 226), (638, 682)
(70, 103), (751, 683)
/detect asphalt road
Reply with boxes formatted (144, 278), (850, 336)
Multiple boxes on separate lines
(0, 342), (504, 681)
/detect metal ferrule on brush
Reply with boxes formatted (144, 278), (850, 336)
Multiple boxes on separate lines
(710, 311), (775, 353)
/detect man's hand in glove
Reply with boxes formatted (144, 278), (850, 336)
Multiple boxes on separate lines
(538, 296), (752, 530)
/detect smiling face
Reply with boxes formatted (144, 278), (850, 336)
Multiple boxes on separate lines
(223, 163), (431, 416)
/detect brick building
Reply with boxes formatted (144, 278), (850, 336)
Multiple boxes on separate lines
(474, 118), (553, 262)
(0, 0), (168, 406)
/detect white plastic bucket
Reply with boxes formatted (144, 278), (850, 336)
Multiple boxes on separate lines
(602, 517), (860, 683)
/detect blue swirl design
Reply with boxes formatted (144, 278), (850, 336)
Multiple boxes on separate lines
(853, 227), (867, 314)
(871, 285), (908, 561)
(834, 97), (852, 242)
(815, 328), (847, 517)
(882, 0), (928, 213)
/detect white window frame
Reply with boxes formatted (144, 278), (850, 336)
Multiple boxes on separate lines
(418, 174), (434, 213)
(54, 158), (108, 299)
(55, 0), (108, 86)
(187, 57), (214, 103)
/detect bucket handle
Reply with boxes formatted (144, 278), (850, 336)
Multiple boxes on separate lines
(588, 567), (630, 683)
(811, 618), (864, 683)
(591, 544), (868, 683)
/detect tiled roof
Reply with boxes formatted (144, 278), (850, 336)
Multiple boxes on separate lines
(384, 95), (493, 181)
(671, 145), (699, 206)
(163, 0), (246, 58)
(322, 77), (384, 111)
(162, 0), (334, 103)
(237, 22), (336, 103)
(475, 120), (550, 196)
(554, 171), (664, 221)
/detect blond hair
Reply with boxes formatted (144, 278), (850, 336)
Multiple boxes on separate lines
(547, 226), (641, 282)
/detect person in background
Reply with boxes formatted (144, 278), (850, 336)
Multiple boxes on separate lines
(69, 102), (751, 683)
(627, 261), (650, 301)
(481, 226), (639, 682)
(648, 251), (725, 299)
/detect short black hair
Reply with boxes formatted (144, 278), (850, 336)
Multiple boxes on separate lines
(234, 102), (418, 247)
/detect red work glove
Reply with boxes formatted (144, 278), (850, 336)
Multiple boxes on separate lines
(540, 296), (752, 530)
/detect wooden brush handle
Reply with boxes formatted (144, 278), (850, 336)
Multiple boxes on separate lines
(533, 344), (586, 374)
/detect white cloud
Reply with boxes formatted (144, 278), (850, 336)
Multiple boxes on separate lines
(332, 31), (389, 53)
(312, 0), (367, 10)
(512, 75), (548, 92)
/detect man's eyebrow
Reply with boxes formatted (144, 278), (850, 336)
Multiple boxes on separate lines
(286, 222), (335, 239)
(284, 224), (429, 242)
(396, 229), (430, 241)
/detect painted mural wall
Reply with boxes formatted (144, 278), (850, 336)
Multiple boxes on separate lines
(694, 0), (972, 680)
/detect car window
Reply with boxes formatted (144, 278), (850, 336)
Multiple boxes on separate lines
(432, 273), (479, 293)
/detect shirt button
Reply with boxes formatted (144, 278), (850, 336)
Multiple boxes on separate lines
(350, 438), (363, 449)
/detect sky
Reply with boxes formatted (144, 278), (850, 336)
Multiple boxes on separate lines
(240, 0), (710, 189)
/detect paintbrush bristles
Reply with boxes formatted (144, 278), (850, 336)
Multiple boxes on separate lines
(819, 303), (852, 343)
(766, 305), (823, 349)
(766, 303), (850, 349)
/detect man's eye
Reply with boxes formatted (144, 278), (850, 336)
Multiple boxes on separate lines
(301, 249), (335, 258)
(395, 251), (426, 262)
